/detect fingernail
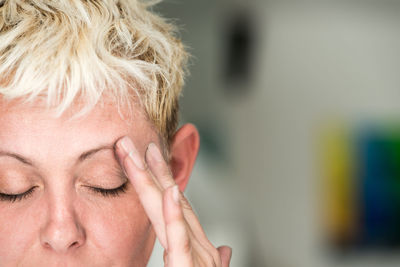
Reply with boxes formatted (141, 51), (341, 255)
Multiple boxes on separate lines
(147, 143), (163, 162)
(120, 136), (134, 153)
(172, 185), (180, 205)
(120, 137), (145, 170)
(128, 150), (145, 170)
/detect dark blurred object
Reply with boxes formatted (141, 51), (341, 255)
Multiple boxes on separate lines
(359, 125), (400, 249)
(222, 10), (255, 93)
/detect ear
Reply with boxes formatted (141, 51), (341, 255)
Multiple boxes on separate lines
(169, 123), (200, 192)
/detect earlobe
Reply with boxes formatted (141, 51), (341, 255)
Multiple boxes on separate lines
(169, 123), (200, 191)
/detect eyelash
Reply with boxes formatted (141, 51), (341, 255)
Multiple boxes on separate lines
(0, 186), (37, 203)
(0, 182), (128, 203)
(88, 182), (128, 197)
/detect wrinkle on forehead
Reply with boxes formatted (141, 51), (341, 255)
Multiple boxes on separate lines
(0, 95), (146, 125)
(0, 94), (160, 162)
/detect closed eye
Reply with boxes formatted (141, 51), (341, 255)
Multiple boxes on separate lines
(0, 186), (38, 202)
(88, 181), (128, 197)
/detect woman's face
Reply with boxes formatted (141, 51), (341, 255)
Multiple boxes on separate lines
(0, 99), (159, 266)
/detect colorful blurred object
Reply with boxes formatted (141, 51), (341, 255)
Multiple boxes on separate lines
(320, 122), (400, 251)
(319, 123), (357, 250)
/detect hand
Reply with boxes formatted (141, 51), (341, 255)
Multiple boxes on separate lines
(115, 136), (232, 267)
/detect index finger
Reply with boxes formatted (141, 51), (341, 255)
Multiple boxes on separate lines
(115, 136), (168, 249)
(144, 141), (221, 257)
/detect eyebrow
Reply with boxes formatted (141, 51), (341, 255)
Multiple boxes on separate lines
(0, 143), (116, 167)
(77, 145), (114, 163)
(0, 151), (34, 166)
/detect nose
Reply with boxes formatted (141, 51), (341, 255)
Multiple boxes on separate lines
(40, 194), (86, 253)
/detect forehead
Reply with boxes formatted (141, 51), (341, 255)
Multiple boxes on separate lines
(0, 98), (158, 169)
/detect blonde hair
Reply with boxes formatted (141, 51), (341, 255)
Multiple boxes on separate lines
(0, 0), (188, 147)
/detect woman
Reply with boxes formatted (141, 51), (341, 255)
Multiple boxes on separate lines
(0, 0), (231, 266)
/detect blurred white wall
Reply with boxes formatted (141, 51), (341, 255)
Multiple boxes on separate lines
(149, 1), (400, 266)
(243, 1), (400, 267)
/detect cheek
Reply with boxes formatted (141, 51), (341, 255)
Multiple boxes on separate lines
(0, 195), (153, 265)
(0, 204), (43, 263)
(79, 193), (154, 261)
(0, 191), (156, 265)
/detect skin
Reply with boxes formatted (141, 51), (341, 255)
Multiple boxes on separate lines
(0, 98), (231, 266)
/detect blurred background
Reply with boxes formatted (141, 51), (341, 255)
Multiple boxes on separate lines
(148, 0), (400, 266)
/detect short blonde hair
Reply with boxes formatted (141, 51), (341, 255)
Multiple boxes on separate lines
(0, 0), (188, 147)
